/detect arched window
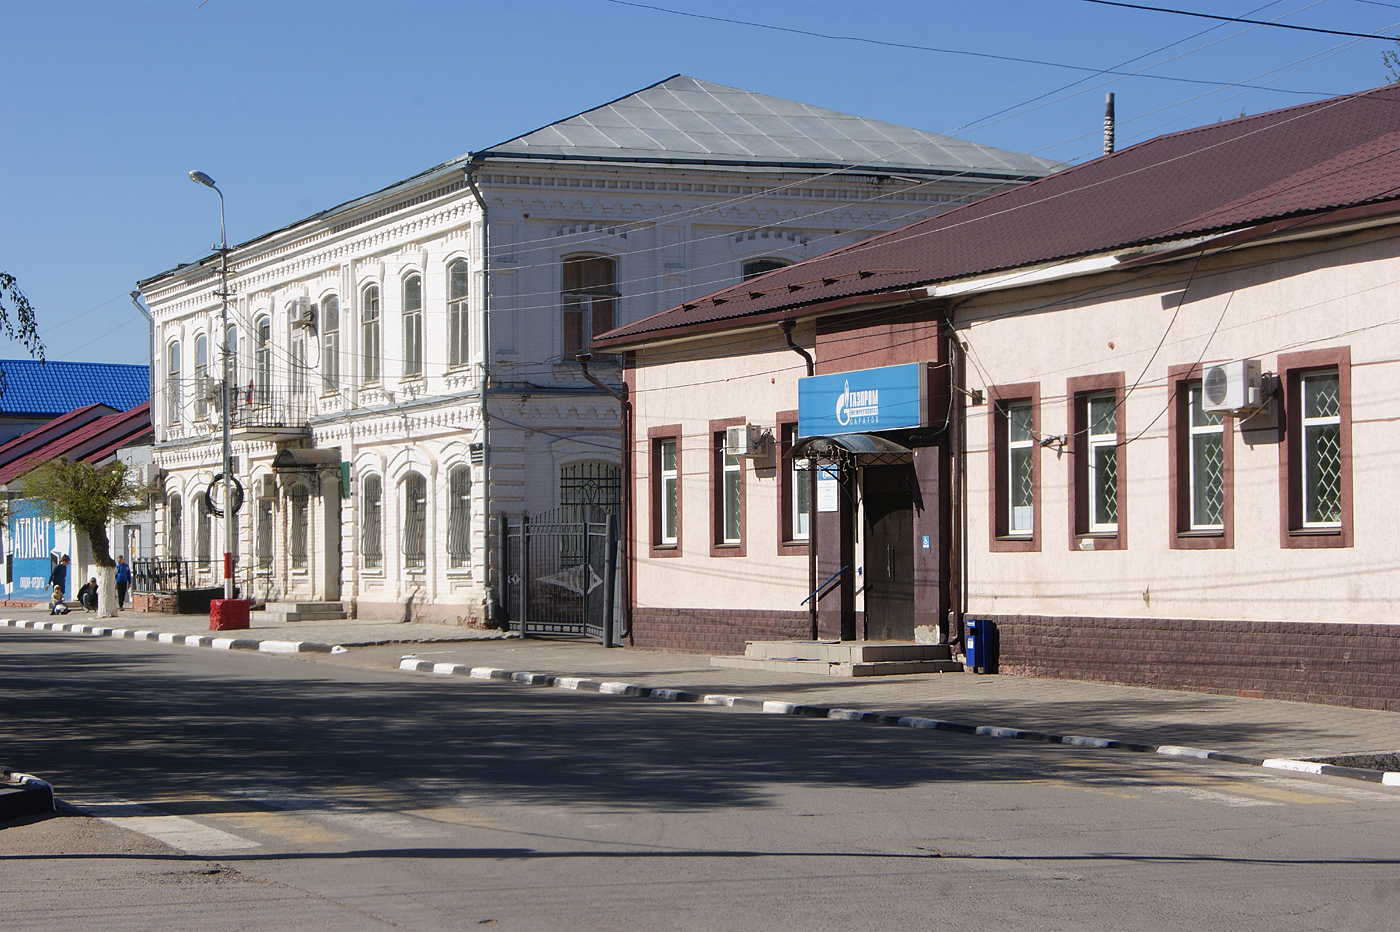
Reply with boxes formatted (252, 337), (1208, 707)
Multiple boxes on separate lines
(561, 255), (617, 358)
(403, 273), (423, 378)
(226, 323), (239, 391)
(402, 472), (427, 570)
(742, 258), (791, 280)
(447, 465), (471, 567)
(196, 490), (211, 568)
(448, 260), (470, 369)
(321, 295), (340, 393)
(361, 284), (381, 383)
(254, 316), (271, 405)
(194, 334), (209, 419)
(361, 474), (382, 569)
(289, 303), (308, 399)
(168, 493), (183, 560)
(166, 341), (181, 426)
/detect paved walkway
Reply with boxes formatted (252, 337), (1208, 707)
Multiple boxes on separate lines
(5, 604), (1398, 767)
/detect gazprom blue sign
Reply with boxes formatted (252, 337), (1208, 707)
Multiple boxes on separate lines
(797, 363), (927, 437)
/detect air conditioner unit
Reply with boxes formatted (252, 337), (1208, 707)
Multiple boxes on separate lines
(724, 424), (767, 458)
(290, 296), (317, 332)
(1202, 358), (1263, 413)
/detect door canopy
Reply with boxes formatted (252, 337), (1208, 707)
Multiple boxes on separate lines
(788, 433), (913, 468)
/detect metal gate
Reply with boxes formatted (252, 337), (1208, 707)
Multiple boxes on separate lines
(500, 504), (620, 644)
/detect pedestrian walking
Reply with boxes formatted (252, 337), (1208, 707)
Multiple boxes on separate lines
(115, 555), (131, 610)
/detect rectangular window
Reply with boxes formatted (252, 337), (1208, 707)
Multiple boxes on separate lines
(361, 475), (383, 569)
(1068, 373), (1126, 549)
(1087, 395), (1118, 533)
(447, 466), (471, 568)
(1280, 348), (1351, 548)
(322, 296), (340, 393)
(778, 417), (809, 550)
(1169, 365), (1234, 549)
(256, 498), (273, 571)
(649, 427), (681, 556)
(710, 418), (746, 556)
(289, 487), (309, 570)
(988, 384), (1039, 551)
(561, 255), (618, 359)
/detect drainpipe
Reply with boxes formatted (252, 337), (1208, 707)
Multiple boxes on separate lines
(128, 291), (156, 409)
(780, 319), (818, 641)
(463, 160), (495, 621)
(577, 351), (630, 645)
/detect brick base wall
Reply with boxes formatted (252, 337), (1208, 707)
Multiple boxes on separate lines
(132, 592), (178, 613)
(630, 608), (809, 655)
(981, 614), (1400, 712)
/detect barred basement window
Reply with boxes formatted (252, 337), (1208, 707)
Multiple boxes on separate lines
(361, 475), (382, 569)
(289, 487), (309, 570)
(403, 472), (427, 570)
(447, 465), (471, 568)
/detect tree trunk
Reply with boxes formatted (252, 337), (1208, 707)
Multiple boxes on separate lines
(86, 524), (118, 618)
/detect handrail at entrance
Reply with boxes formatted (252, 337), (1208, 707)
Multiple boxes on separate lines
(801, 565), (849, 606)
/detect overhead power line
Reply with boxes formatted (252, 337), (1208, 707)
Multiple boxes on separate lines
(1083, 0), (1397, 39)
(604, 0), (1332, 95)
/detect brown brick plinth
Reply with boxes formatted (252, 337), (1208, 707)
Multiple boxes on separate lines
(630, 608), (809, 655)
(980, 614), (1400, 711)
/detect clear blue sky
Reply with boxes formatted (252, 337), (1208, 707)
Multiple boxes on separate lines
(3, 0), (1396, 365)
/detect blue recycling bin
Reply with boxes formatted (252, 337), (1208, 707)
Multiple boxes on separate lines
(965, 618), (998, 674)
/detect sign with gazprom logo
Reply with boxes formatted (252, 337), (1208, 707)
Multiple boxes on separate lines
(797, 363), (927, 437)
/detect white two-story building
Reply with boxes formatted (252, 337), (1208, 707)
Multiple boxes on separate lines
(136, 75), (1060, 623)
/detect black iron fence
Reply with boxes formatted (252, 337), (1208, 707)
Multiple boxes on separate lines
(498, 505), (620, 645)
(131, 557), (200, 593)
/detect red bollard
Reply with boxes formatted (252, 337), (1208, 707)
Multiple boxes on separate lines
(210, 599), (251, 631)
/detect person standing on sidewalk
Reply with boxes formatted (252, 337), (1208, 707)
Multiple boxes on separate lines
(48, 555), (69, 599)
(115, 555), (131, 610)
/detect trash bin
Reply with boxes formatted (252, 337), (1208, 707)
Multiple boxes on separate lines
(964, 618), (998, 674)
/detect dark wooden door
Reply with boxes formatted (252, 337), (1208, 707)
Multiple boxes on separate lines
(863, 466), (915, 640)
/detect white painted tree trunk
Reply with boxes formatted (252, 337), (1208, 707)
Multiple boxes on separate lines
(96, 565), (118, 618)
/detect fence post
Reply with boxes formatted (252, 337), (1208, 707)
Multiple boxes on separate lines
(520, 513), (531, 639)
(603, 511), (618, 648)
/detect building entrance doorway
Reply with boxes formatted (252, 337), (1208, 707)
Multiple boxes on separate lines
(863, 465), (915, 640)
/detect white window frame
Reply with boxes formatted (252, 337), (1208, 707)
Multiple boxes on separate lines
(448, 260), (470, 369)
(1087, 393), (1118, 534)
(660, 438), (678, 545)
(361, 284), (381, 384)
(722, 448), (741, 544)
(1187, 384), (1225, 531)
(321, 295), (340, 394)
(166, 341), (182, 427)
(1301, 370), (1342, 529)
(1006, 402), (1034, 536)
(402, 273), (423, 379)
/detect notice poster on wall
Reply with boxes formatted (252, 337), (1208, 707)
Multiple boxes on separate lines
(816, 466), (839, 512)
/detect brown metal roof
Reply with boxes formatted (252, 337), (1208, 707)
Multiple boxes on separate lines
(595, 84), (1400, 348)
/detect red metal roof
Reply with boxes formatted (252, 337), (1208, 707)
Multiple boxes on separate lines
(595, 84), (1400, 348)
(0, 403), (152, 486)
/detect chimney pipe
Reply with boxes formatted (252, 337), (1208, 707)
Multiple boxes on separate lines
(1104, 92), (1116, 156)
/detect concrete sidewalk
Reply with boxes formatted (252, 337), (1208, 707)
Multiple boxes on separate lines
(5, 602), (1398, 771)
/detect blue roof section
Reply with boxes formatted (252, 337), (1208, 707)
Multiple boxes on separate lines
(0, 360), (149, 417)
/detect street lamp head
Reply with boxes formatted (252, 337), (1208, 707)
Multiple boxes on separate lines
(188, 170), (217, 188)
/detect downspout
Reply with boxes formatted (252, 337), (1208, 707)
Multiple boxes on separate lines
(128, 291), (155, 410)
(463, 160), (495, 621)
(945, 310), (970, 651)
(780, 319), (818, 640)
(577, 352), (630, 645)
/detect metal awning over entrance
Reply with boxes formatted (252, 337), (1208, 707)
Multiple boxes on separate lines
(788, 433), (913, 468)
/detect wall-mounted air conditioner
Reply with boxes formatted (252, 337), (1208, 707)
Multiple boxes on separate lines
(724, 424), (768, 458)
(290, 296), (317, 332)
(1202, 358), (1263, 414)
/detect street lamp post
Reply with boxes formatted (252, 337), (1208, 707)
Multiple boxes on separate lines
(188, 170), (236, 601)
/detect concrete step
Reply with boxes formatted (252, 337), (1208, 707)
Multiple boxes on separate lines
(740, 640), (954, 664)
(711, 655), (965, 677)
(251, 601), (348, 623)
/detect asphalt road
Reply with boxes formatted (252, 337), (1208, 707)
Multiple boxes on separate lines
(3, 628), (1399, 932)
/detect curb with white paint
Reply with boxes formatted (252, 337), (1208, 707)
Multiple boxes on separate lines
(397, 658), (1400, 788)
(0, 617), (347, 655)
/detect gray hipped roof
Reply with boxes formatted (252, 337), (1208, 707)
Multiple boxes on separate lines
(478, 75), (1062, 180)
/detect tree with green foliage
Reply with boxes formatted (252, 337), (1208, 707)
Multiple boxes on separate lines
(1385, 39), (1400, 84)
(0, 272), (45, 362)
(20, 459), (147, 618)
